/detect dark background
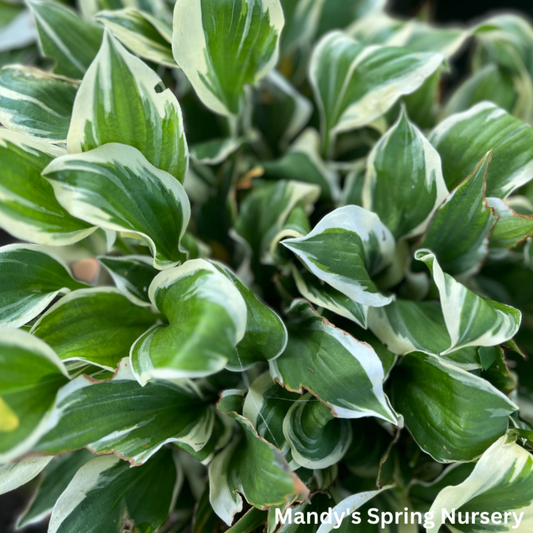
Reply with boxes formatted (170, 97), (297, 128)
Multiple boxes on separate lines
(2, 0), (533, 531)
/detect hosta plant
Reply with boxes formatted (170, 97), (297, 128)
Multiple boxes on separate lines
(3, 0), (533, 532)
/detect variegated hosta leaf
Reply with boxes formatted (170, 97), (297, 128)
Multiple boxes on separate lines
(283, 392), (352, 469)
(419, 152), (496, 278)
(428, 436), (533, 533)
(131, 259), (247, 385)
(30, 288), (158, 371)
(0, 329), (69, 464)
(98, 254), (157, 306)
(0, 457), (53, 496)
(0, 130), (95, 245)
(363, 108), (448, 240)
(27, 0), (103, 79)
(416, 251), (521, 353)
(0, 65), (78, 142)
(261, 129), (340, 202)
(0, 10), (37, 55)
(270, 300), (401, 425)
(282, 205), (395, 307)
(0, 244), (87, 329)
(35, 361), (214, 465)
(43, 143), (191, 270)
(210, 391), (308, 526)
(429, 102), (533, 198)
(18, 451), (94, 528)
(487, 197), (533, 258)
(79, 0), (170, 21)
(233, 180), (320, 265)
(191, 137), (247, 166)
(253, 71), (314, 151)
(96, 8), (175, 67)
(368, 300), (481, 370)
(291, 265), (368, 328)
(172, 0), (285, 117)
(309, 31), (443, 143)
(213, 262), (287, 370)
(67, 31), (188, 183)
(242, 372), (300, 464)
(280, 0), (325, 54)
(48, 449), (182, 533)
(392, 352), (517, 463)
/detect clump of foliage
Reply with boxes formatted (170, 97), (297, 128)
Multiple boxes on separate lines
(2, 0), (533, 532)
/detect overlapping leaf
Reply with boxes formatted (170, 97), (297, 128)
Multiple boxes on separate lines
(416, 251), (521, 352)
(31, 288), (158, 371)
(0, 329), (69, 463)
(392, 352), (517, 462)
(0, 65), (78, 141)
(172, 0), (285, 117)
(28, 0), (103, 79)
(0, 457), (52, 496)
(209, 390), (308, 525)
(35, 361), (214, 465)
(0, 244), (87, 329)
(96, 8), (175, 67)
(270, 300), (401, 425)
(0, 130), (95, 245)
(282, 205), (395, 307)
(48, 450), (181, 533)
(67, 31), (188, 182)
(419, 152), (496, 278)
(430, 102), (533, 198)
(363, 108), (448, 240)
(98, 254), (157, 306)
(309, 31), (443, 145)
(43, 143), (191, 270)
(428, 436), (533, 532)
(131, 259), (247, 385)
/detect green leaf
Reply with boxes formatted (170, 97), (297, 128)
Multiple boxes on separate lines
(416, 251), (521, 353)
(270, 300), (401, 425)
(233, 180), (320, 265)
(391, 352), (517, 463)
(96, 8), (176, 68)
(279, 0), (325, 54)
(172, 0), (285, 117)
(214, 261), (287, 370)
(35, 360), (214, 465)
(131, 259), (247, 384)
(43, 143), (191, 270)
(0, 130), (95, 245)
(317, 0), (385, 38)
(0, 244), (87, 329)
(283, 392), (352, 469)
(28, 0), (103, 79)
(309, 31), (443, 145)
(210, 394), (308, 525)
(428, 436), (533, 533)
(48, 449), (182, 533)
(0, 329), (69, 463)
(98, 255), (157, 306)
(191, 137), (247, 166)
(429, 102), (533, 198)
(0, 65), (78, 142)
(362, 108), (448, 240)
(227, 507), (267, 533)
(253, 70), (313, 151)
(18, 451), (94, 527)
(193, 482), (222, 533)
(261, 129), (340, 201)
(368, 300), (481, 370)
(282, 205), (395, 307)
(31, 288), (158, 371)
(419, 152), (496, 278)
(0, 457), (52, 496)
(242, 372), (299, 463)
(67, 31), (188, 183)
(487, 197), (533, 258)
(291, 265), (368, 328)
